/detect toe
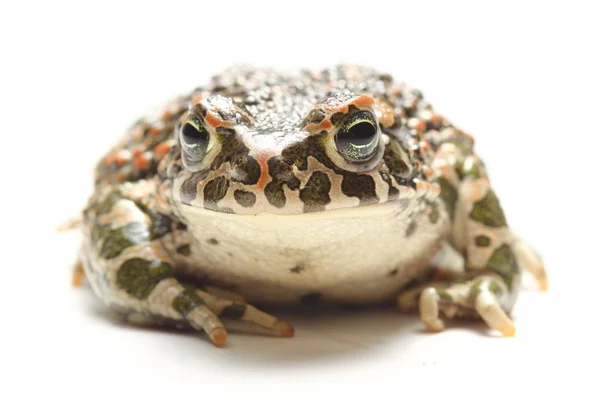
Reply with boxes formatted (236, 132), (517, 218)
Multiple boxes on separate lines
(209, 328), (228, 347)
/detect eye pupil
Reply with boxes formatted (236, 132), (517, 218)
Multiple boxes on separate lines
(182, 122), (208, 145)
(180, 118), (210, 164)
(335, 113), (379, 162)
(344, 122), (376, 147)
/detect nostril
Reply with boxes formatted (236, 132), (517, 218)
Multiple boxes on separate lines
(282, 156), (295, 166)
(230, 156), (261, 185)
(234, 157), (245, 167)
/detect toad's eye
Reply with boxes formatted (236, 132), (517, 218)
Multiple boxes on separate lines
(180, 116), (211, 163)
(335, 111), (379, 162)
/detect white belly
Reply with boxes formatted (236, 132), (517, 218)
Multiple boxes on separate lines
(175, 200), (450, 304)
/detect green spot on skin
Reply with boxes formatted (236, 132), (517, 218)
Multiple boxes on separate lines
(207, 238), (219, 245)
(203, 176), (230, 210)
(262, 157), (301, 209)
(406, 220), (417, 237)
(176, 244), (191, 256)
(95, 192), (121, 215)
(91, 224), (111, 243)
(437, 177), (457, 221)
(231, 156), (261, 185)
(488, 280), (504, 295)
(302, 109), (326, 125)
(486, 244), (519, 289)
(100, 222), (149, 259)
(264, 181), (286, 208)
(438, 290), (452, 302)
(475, 235), (491, 247)
(469, 278), (504, 298)
(299, 171), (331, 212)
(379, 171), (399, 201)
(429, 202), (440, 224)
(220, 303), (247, 319)
(172, 286), (205, 316)
(341, 174), (378, 205)
(267, 156), (301, 190)
(116, 258), (173, 299)
(211, 135), (254, 181)
(470, 190), (507, 227)
(382, 140), (414, 187)
(445, 135), (474, 156)
(461, 161), (483, 179)
(233, 189), (256, 208)
(149, 211), (174, 240)
(180, 170), (209, 205)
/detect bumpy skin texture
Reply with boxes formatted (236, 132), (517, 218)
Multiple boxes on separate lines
(79, 65), (546, 346)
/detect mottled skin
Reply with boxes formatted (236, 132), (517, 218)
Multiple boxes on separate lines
(78, 65), (546, 346)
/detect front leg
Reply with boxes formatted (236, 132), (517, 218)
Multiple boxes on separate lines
(399, 141), (546, 336)
(81, 182), (293, 346)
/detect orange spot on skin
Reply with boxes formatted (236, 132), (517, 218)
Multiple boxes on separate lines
(352, 95), (374, 108)
(318, 119), (333, 131)
(103, 153), (116, 165)
(422, 165), (435, 180)
(134, 154), (150, 170)
(115, 151), (131, 166)
(132, 146), (144, 158)
(408, 118), (426, 131)
(116, 172), (128, 182)
(374, 100), (395, 128)
(457, 129), (475, 143)
(321, 95), (376, 118)
(205, 112), (223, 128)
(154, 142), (172, 158)
(256, 152), (271, 190)
(131, 126), (144, 140)
(191, 94), (202, 106)
(148, 126), (161, 136)
(430, 114), (445, 126)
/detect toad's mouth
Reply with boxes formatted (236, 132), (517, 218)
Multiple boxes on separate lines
(177, 199), (414, 232)
(173, 175), (440, 218)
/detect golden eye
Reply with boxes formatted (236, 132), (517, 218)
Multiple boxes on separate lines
(180, 116), (211, 163)
(335, 111), (379, 162)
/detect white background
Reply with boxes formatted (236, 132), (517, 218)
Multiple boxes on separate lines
(1, 1), (599, 398)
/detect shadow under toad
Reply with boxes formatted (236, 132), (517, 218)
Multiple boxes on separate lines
(76, 283), (497, 367)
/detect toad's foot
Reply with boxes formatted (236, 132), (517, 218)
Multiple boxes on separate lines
(72, 260), (85, 287)
(514, 238), (548, 291)
(397, 275), (516, 336)
(419, 277), (515, 336)
(117, 278), (294, 347)
(57, 215), (82, 232)
(120, 280), (294, 347)
(185, 286), (295, 345)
